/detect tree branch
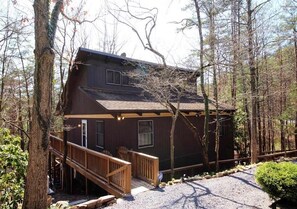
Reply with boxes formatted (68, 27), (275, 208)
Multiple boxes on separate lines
(1, 117), (31, 139)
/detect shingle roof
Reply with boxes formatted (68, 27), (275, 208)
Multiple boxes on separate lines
(80, 87), (234, 112)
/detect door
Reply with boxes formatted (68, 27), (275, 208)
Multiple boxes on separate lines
(81, 120), (87, 147)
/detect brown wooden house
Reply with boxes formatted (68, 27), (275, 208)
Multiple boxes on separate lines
(60, 47), (235, 170)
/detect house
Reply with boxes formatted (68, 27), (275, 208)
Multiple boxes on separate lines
(60, 47), (235, 171)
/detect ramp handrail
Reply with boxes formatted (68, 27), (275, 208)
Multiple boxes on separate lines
(118, 148), (159, 187)
(50, 135), (131, 194)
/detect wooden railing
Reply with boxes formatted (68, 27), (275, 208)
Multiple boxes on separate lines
(130, 151), (159, 186)
(160, 149), (297, 174)
(50, 135), (131, 195)
(258, 149), (297, 161)
(118, 148), (159, 187)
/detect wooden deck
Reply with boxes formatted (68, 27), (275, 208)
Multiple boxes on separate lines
(49, 135), (159, 197)
(131, 177), (155, 196)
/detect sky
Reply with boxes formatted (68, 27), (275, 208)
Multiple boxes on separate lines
(84, 0), (197, 66)
(60, 0), (280, 67)
(5, 0), (280, 67)
(0, 0), (197, 68)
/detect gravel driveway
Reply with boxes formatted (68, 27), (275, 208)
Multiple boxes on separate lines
(106, 167), (274, 209)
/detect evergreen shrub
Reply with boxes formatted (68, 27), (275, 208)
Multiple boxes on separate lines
(255, 161), (297, 203)
(0, 128), (28, 208)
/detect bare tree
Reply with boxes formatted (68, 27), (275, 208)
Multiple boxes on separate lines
(207, 0), (220, 171)
(192, 0), (211, 169)
(130, 65), (196, 178)
(282, 0), (297, 149)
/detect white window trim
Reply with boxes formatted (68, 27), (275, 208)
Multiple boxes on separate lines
(106, 69), (121, 85)
(81, 119), (87, 147)
(138, 120), (154, 149)
(96, 120), (104, 149)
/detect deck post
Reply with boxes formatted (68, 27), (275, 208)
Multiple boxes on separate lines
(63, 164), (71, 193)
(84, 149), (87, 169)
(48, 152), (52, 182)
(61, 164), (64, 190)
(125, 163), (132, 194)
(107, 158), (110, 184)
(153, 158), (159, 187)
(131, 152), (137, 177)
(85, 177), (88, 195)
(70, 167), (73, 194)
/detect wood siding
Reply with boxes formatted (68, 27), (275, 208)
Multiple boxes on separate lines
(65, 115), (234, 170)
(85, 58), (141, 92)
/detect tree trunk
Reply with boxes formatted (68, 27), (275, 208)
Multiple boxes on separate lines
(170, 114), (178, 179)
(295, 112), (297, 149)
(18, 78), (25, 150)
(261, 98), (266, 152)
(247, 0), (258, 164)
(265, 52), (274, 153)
(292, 38), (297, 149)
(17, 37), (31, 150)
(168, 102), (207, 170)
(280, 119), (285, 151)
(209, 0), (220, 171)
(0, 36), (8, 113)
(23, 1), (63, 208)
(193, 0), (210, 170)
(231, 0), (239, 108)
(256, 66), (262, 154)
(168, 95), (181, 180)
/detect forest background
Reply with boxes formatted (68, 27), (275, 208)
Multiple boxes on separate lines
(0, 0), (297, 207)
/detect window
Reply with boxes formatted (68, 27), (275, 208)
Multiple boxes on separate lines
(138, 120), (154, 148)
(96, 121), (104, 148)
(106, 70), (121, 85)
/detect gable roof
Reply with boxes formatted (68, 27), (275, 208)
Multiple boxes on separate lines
(75, 47), (198, 76)
(59, 48), (235, 116)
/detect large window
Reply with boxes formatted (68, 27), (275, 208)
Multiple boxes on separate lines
(106, 70), (121, 85)
(96, 121), (104, 148)
(138, 120), (154, 148)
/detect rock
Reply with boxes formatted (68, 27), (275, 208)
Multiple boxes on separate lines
(159, 182), (166, 187)
(222, 171), (229, 176)
(167, 181), (173, 185)
(98, 195), (116, 206)
(76, 205), (87, 209)
(173, 179), (181, 184)
(106, 199), (116, 206)
(56, 201), (69, 209)
(216, 172), (224, 177)
(77, 199), (98, 209)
